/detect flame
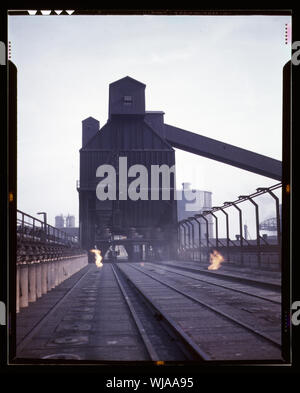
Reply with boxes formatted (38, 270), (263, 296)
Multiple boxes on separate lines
(90, 249), (103, 268)
(208, 250), (224, 270)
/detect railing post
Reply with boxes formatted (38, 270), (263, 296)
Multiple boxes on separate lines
(247, 198), (260, 248)
(16, 265), (20, 313)
(32, 218), (35, 241)
(209, 211), (219, 248)
(181, 223), (187, 252)
(41, 260), (48, 294)
(51, 256), (56, 289)
(266, 189), (281, 247)
(182, 221), (191, 260)
(266, 189), (282, 269)
(178, 222), (185, 258)
(231, 204), (243, 266)
(28, 261), (37, 303)
(247, 197), (261, 268)
(21, 212), (24, 241)
(231, 204), (243, 248)
(19, 264), (29, 308)
(186, 218), (195, 261)
(46, 223), (49, 243)
(219, 208), (230, 248)
(238, 193), (265, 267)
(190, 217), (202, 263)
(196, 214), (209, 248)
(36, 258), (42, 299)
(54, 259), (59, 287)
(47, 259), (52, 292)
(177, 223), (181, 254)
(219, 208), (230, 263)
(195, 213), (210, 262)
(27, 246), (37, 303)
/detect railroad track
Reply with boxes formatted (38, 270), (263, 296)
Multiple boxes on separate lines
(116, 262), (282, 361)
(150, 261), (281, 292)
(143, 262), (281, 305)
(111, 264), (209, 362)
(16, 264), (209, 362)
(16, 262), (282, 362)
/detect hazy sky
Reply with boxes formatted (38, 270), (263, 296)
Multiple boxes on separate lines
(9, 14), (290, 236)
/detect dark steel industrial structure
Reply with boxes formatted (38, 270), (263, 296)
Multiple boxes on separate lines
(78, 77), (177, 260)
(78, 75), (282, 261)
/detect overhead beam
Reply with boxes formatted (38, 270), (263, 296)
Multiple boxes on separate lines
(164, 124), (282, 181)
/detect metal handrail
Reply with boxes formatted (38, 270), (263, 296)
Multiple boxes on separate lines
(17, 210), (79, 245)
(178, 183), (282, 266)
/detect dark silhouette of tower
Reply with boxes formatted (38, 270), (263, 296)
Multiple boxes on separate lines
(78, 76), (177, 260)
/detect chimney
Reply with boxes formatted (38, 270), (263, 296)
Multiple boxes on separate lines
(82, 117), (100, 147)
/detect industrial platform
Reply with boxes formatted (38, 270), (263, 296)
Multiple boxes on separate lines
(15, 260), (282, 363)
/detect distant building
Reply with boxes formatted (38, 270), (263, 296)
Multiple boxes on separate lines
(55, 214), (78, 238)
(177, 183), (213, 241)
(66, 214), (76, 228)
(55, 214), (64, 228)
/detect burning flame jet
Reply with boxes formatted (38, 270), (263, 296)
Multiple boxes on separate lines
(90, 248), (103, 268)
(208, 250), (224, 270)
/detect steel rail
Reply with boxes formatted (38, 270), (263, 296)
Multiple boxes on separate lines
(111, 264), (160, 361)
(128, 264), (281, 349)
(151, 261), (281, 292)
(115, 264), (211, 361)
(145, 262), (281, 305)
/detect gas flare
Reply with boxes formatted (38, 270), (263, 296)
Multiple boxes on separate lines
(208, 250), (224, 270)
(90, 249), (103, 268)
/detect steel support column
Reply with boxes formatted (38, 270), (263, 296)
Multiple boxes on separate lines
(230, 203), (244, 265)
(219, 208), (230, 248)
(178, 221), (186, 254)
(247, 198), (261, 248)
(183, 220), (192, 260)
(187, 218), (195, 261)
(266, 189), (282, 269)
(231, 204), (243, 248)
(247, 197), (261, 267)
(195, 213), (210, 248)
(189, 217), (202, 263)
(207, 211), (219, 248)
(258, 188), (281, 247)
(181, 222), (187, 250)
(182, 221), (190, 260)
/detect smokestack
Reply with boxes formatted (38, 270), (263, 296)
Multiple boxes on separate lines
(82, 117), (100, 147)
(55, 214), (64, 228)
(66, 214), (75, 228)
